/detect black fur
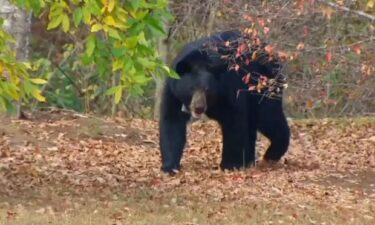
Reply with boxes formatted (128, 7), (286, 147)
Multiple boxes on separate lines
(159, 30), (290, 173)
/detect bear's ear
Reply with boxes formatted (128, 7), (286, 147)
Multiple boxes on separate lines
(174, 50), (228, 76)
(174, 50), (213, 75)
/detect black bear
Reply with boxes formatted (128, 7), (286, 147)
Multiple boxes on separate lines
(159, 30), (290, 173)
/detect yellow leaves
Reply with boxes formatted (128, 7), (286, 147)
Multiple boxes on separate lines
(0, 50), (46, 106)
(367, 0), (375, 9)
(31, 89), (46, 102)
(130, 10), (149, 20)
(71, 0), (82, 5)
(47, 2), (71, 32)
(106, 85), (123, 104)
(47, 13), (63, 30)
(91, 20), (121, 39)
(115, 7), (129, 23)
(108, 28), (121, 40)
(104, 16), (116, 26)
(30, 78), (48, 84)
(62, 14), (70, 32)
(91, 14), (121, 37)
(0, 0), (172, 112)
(112, 59), (123, 72)
(23, 79), (46, 102)
(114, 85), (122, 104)
(2, 82), (20, 101)
(91, 24), (103, 32)
(102, 0), (116, 12)
(124, 36), (139, 48)
(108, 0), (116, 12)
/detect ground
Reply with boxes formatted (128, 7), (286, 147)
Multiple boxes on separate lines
(0, 109), (374, 225)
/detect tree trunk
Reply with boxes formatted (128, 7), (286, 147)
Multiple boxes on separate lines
(111, 73), (120, 117)
(153, 37), (169, 120)
(206, 0), (219, 35)
(0, 0), (32, 118)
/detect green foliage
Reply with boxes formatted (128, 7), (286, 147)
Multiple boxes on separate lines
(40, 0), (173, 103)
(0, 17), (46, 111)
(1, 0), (173, 112)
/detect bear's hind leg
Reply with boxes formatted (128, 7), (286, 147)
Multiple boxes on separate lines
(214, 95), (256, 170)
(257, 99), (290, 161)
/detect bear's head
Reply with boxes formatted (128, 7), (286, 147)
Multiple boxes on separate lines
(174, 63), (220, 119)
(172, 51), (226, 119)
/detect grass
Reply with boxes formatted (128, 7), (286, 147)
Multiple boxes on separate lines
(0, 188), (373, 225)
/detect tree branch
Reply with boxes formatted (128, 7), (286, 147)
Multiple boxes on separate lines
(317, 0), (375, 23)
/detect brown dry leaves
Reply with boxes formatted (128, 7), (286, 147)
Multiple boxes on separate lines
(0, 111), (375, 220)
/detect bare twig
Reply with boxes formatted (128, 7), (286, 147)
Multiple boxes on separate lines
(317, 0), (375, 23)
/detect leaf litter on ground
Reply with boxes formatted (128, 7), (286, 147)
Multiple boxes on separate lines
(0, 110), (374, 224)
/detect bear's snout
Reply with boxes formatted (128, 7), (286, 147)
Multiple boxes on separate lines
(194, 106), (205, 114)
(190, 89), (207, 119)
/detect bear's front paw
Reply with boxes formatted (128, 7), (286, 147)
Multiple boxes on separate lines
(161, 164), (181, 175)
